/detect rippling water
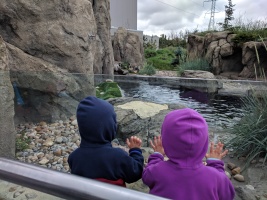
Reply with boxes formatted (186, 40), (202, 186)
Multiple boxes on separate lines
(118, 81), (244, 132)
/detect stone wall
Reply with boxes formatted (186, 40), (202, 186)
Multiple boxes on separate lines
(187, 31), (267, 79)
(0, 36), (16, 158)
(93, 0), (114, 75)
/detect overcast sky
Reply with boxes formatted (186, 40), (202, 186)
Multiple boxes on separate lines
(137, 0), (267, 37)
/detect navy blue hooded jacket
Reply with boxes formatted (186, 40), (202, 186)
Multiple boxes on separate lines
(68, 96), (144, 184)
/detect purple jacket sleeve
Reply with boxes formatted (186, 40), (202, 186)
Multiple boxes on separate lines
(142, 153), (164, 187)
(206, 159), (225, 172)
(207, 159), (235, 200)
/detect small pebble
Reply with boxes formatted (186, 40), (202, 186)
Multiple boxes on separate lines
(233, 174), (245, 182)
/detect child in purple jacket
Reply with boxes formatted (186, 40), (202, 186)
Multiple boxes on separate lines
(142, 108), (235, 200)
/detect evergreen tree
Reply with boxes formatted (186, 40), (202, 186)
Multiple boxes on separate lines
(218, 0), (235, 30)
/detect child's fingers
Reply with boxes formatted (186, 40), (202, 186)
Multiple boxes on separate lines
(138, 138), (142, 144)
(153, 136), (158, 145)
(216, 142), (224, 154)
(150, 140), (155, 149)
(136, 138), (142, 145)
(210, 142), (214, 152)
(221, 149), (228, 158)
(126, 138), (130, 146)
(156, 136), (161, 143)
(214, 142), (221, 152)
(157, 136), (162, 143)
(134, 137), (141, 144)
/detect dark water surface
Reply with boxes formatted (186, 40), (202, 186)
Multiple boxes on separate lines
(118, 81), (243, 132)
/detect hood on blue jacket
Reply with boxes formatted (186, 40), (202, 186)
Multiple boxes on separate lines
(161, 108), (209, 168)
(76, 96), (117, 147)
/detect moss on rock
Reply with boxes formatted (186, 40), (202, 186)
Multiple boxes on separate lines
(96, 81), (122, 100)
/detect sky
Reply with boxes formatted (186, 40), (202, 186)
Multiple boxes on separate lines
(137, 0), (267, 37)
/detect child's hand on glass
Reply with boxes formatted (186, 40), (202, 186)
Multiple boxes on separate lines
(126, 136), (142, 149)
(150, 136), (165, 156)
(206, 142), (228, 160)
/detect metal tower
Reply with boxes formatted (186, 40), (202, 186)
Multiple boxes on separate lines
(204, 0), (217, 30)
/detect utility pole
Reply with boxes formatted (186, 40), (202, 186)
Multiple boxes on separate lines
(204, 0), (217, 31)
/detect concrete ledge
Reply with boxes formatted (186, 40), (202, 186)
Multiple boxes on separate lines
(94, 74), (267, 96)
(218, 80), (267, 97)
(94, 74), (223, 93)
(218, 88), (251, 97)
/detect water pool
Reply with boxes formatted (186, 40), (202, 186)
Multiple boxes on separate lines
(118, 81), (243, 133)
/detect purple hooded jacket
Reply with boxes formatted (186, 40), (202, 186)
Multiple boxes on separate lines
(142, 108), (235, 200)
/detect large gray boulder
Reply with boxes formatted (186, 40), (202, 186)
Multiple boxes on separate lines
(0, 36), (16, 158)
(187, 34), (205, 59)
(0, 0), (99, 73)
(0, 0), (114, 123)
(113, 27), (144, 69)
(181, 70), (215, 79)
(6, 40), (93, 123)
(240, 41), (267, 79)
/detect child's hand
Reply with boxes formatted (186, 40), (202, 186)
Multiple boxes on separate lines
(206, 142), (228, 160)
(126, 136), (142, 149)
(150, 136), (165, 156)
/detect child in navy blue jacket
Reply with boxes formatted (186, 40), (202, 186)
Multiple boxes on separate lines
(68, 96), (144, 187)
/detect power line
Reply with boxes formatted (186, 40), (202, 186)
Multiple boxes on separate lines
(191, 0), (206, 8)
(152, 0), (201, 17)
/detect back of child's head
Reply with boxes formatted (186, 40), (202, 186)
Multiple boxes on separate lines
(77, 96), (117, 146)
(161, 108), (209, 168)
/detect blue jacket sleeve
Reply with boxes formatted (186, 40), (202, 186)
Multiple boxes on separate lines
(120, 147), (144, 183)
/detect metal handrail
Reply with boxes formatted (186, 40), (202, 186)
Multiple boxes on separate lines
(0, 158), (168, 200)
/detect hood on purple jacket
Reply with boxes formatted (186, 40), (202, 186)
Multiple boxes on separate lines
(161, 108), (209, 168)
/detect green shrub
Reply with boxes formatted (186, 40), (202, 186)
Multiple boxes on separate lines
(145, 47), (176, 70)
(16, 130), (30, 152)
(177, 58), (211, 75)
(171, 46), (187, 66)
(196, 18), (267, 44)
(96, 81), (122, 100)
(156, 49), (167, 55)
(196, 30), (219, 37)
(159, 34), (187, 48)
(144, 49), (157, 58)
(232, 32), (258, 45)
(120, 62), (130, 69)
(226, 92), (267, 168)
(230, 18), (267, 45)
(139, 64), (156, 76)
(147, 57), (174, 70)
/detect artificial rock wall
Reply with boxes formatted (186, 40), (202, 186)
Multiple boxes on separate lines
(0, 36), (16, 158)
(0, 0), (115, 123)
(187, 31), (267, 79)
